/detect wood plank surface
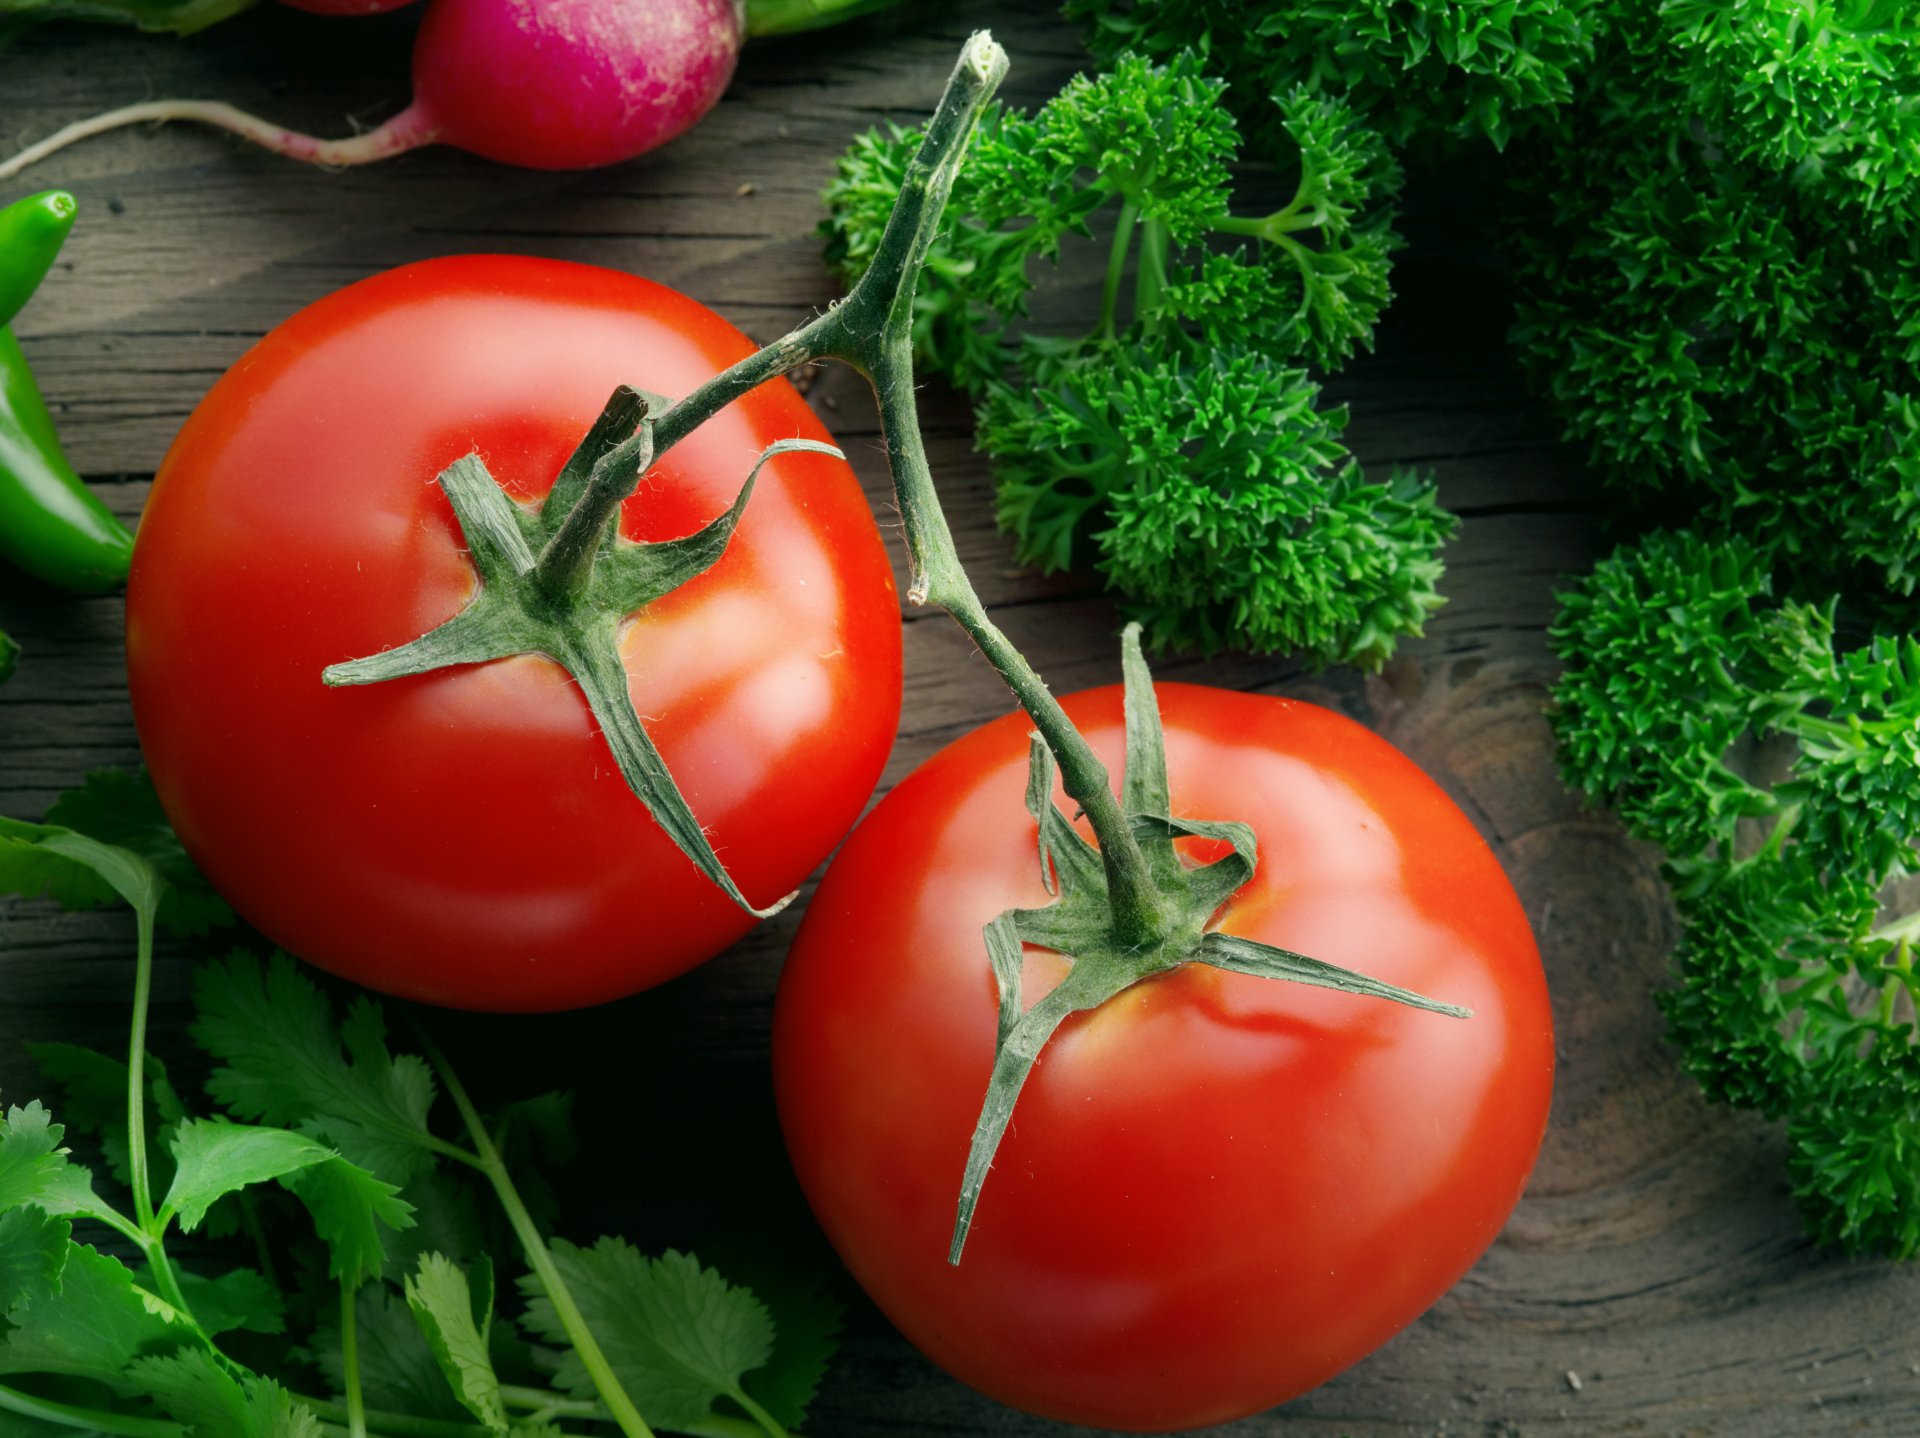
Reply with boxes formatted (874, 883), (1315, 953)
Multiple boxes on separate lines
(3, 6), (1918, 1436)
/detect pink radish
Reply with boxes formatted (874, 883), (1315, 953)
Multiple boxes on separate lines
(0, 0), (747, 177)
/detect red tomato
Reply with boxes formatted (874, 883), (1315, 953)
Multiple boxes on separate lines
(127, 256), (901, 1012)
(774, 683), (1553, 1430)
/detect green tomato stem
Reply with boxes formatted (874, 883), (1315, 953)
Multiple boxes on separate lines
(533, 416), (655, 606)
(0, 1382), (184, 1438)
(647, 32), (1170, 950)
(416, 1029), (657, 1438)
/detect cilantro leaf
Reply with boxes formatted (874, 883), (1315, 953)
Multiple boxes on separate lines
(130, 1350), (324, 1438)
(406, 1253), (507, 1432)
(493, 1091), (575, 1236)
(159, 1120), (336, 1234)
(519, 1241), (775, 1432)
(0, 1207), (68, 1316)
(0, 1101), (104, 1224)
(0, 1241), (189, 1387)
(0, 769), (230, 938)
(28, 1042), (186, 1198)
(42, 769), (232, 937)
(0, 1101), (76, 1214)
(282, 1158), (414, 1288)
(732, 1262), (842, 1431)
(0, 0), (258, 43)
(193, 952), (440, 1186)
(313, 1282), (469, 1422)
(167, 1264), (285, 1337)
(0, 816), (159, 921)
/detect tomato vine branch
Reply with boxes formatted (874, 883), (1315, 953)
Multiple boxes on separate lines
(647, 30), (1169, 947)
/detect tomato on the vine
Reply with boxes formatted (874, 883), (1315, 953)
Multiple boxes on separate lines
(774, 682), (1553, 1430)
(127, 255), (901, 1012)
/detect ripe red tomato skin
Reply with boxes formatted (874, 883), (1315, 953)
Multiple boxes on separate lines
(126, 255), (901, 1013)
(774, 684), (1554, 1430)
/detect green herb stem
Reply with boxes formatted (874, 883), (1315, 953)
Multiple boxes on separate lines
(1212, 205), (1311, 243)
(682, 1418), (787, 1438)
(124, 901), (196, 1325)
(0, 1382), (184, 1438)
(126, 903), (158, 1228)
(726, 1385), (794, 1438)
(1133, 215), (1170, 331)
(416, 1029), (657, 1438)
(1872, 912), (1920, 947)
(341, 1279), (368, 1438)
(499, 1385), (601, 1419)
(300, 1396), (587, 1438)
(1098, 199), (1139, 337)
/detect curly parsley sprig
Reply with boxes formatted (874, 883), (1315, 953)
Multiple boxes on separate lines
(1067, 0), (1597, 150)
(822, 49), (1453, 666)
(1550, 530), (1920, 1257)
(1508, 3), (1920, 598)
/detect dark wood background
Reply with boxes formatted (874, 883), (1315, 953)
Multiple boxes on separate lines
(4, 4), (1918, 1435)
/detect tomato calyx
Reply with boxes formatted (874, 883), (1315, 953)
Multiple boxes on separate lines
(948, 624), (1474, 1264)
(321, 384), (841, 919)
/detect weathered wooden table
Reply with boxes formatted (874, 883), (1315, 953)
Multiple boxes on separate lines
(4, 6), (1917, 1435)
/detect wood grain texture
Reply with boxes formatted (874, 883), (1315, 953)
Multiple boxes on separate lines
(3, 6), (1918, 1436)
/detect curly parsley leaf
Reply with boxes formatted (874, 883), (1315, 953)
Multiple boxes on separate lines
(520, 1241), (775, 1432)
(1067, 0), (1595, 149)
(983, 344), (1451, 664)
(823, 49), (1443, 666)
(1663, 0), (1920, 227)
(193, 951), (440, 1187)
(1553, 529), (1920, 1256)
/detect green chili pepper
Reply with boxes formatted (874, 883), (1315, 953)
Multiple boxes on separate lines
(0, 190), (77, 327)
(0, 189), (134, 594)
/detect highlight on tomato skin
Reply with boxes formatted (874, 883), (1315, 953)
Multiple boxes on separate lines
(125, 255), (903, 1014)
(773, 681), (1554, 1431)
